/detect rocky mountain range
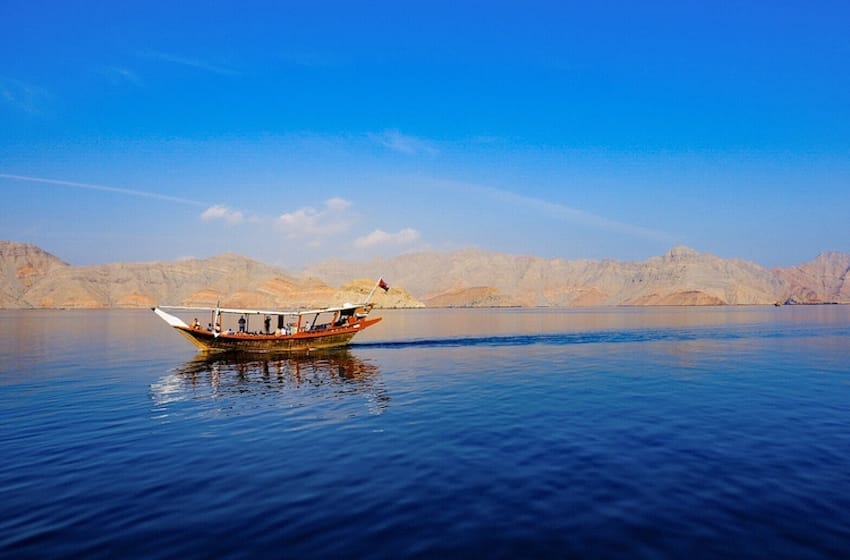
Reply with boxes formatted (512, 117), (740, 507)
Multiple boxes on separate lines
(0, 241), (420, 310)
(2, 241), (849, 309)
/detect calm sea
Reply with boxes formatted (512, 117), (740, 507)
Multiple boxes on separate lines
(2, 306), (849, 559)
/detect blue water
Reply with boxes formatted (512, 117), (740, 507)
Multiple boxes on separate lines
(2, 307), (849, 558)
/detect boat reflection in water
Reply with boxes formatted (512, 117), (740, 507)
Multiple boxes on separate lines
(151, 349), (389, 416)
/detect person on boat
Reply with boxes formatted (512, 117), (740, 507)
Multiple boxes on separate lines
(238, 315), (246, 333)
(264, 315), (271, 334)
(191, 318), (200, 329)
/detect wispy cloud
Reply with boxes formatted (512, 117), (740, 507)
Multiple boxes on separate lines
(99, 65), (142, 86)
(488, 186), (674, 242)
(201, 204), (245, 225)
(138, 50), (239, 76)
(0, 174), (207, 206)
(0, 76), (49, 115)
(354, 228), (420, 249)
(470, 135), (505, 145)
(280, 49), (343, 69)
(277, 198), (355, 242)
(443, 180), (674, 242)
(369, 129), (439, 156)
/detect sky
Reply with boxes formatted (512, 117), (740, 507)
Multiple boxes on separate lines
(1, 0), (849, 269)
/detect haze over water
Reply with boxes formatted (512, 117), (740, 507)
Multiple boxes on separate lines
(2, 306), (850, 558)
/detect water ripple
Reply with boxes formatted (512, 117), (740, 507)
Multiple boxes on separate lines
(355, 323), (849, 350)
(2, 308), (850, 558)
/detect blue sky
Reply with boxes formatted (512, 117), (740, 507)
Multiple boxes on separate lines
(2, 1), (849, 268)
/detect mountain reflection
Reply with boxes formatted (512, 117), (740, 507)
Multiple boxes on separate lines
(151, 349), (389, 415)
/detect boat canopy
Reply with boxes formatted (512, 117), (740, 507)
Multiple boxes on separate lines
(157, 303), (367, 318)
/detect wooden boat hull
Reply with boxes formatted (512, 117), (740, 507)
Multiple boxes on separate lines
(172, 317), (382, 353)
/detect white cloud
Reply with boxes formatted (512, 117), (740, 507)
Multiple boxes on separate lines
(324, 197), (352, 212)
(369, 129), (438, 156)
(201, 204), (244, 225)
(0, 76), (49, 115)
(280, 49), (342, 68)
(277, 198), (354, 239)
(100, 65), (142, 86)
(0, 173), (207, 206)
(440, 179), (675, 243)
(354, 228), (420, 249)
(137, 50), (239, 76)
(487, 187), (673, 242)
